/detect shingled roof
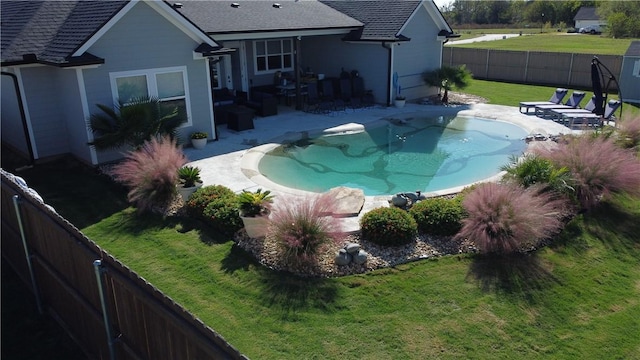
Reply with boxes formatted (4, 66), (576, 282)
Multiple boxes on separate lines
(1, 1), (128, 66)
(574, 7), (600, 21)
(321, 0), (421, 41)
(173, 0), (363, 35)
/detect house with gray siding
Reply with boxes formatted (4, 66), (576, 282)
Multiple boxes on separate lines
(2, 0), (454, 165)
(620, 41), (640, 104)
(1, 0), (228, 165)
(177, 0), (455, 107)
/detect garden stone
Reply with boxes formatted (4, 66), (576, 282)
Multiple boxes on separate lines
(345, 242), (361, 254)
(326, 186), (365, 217)
(335, 248), (352, 266)
(353, 249), (368, 264)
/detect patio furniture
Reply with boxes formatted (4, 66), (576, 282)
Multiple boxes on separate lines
(547, 95), (597, 122)
(352, 77), (375, 108)
(246, 90), (278, 117)
(563, 100), (621, 128)
(226, 106), (255, 131)
(534, 91), (586, 118)
(339, 78), (362, 110)
(321, 78), (346, 113)
(519, 88), (568, 113)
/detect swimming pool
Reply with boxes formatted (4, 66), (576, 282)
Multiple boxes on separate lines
(257, 115), (528, 196)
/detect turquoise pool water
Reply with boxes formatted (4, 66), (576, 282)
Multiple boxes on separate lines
(258, 116), (528, 195)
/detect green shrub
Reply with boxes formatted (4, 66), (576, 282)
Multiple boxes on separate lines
(187, 185), (235, 216)
(186, 185), (241, 234)
(202, 197), (243, 235)
(360, 207), (417, 246)
(500, 154), (573, 196)
(409, 196), (465, 236)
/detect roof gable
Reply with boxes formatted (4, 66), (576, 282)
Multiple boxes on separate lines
(321, 0), (421, 41)
(1, 0), (219, 67)
(174, 0), (362, 35)
(1, 1), (127, 66)
(574, 7), (599, 21)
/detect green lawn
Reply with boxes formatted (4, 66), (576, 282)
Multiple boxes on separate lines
(4, 79), (639, 359)
(448, 32), (636, 55)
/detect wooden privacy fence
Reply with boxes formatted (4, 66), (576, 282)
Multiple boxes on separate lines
(1, 170), (248, 360)
(443, 47), (622, 91)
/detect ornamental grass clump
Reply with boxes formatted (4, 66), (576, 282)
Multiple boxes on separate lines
(535, 135), (640, 211)
(617, 115), (640, 150)
(360, 207), (417, 246)
(269, 192), (343, 267)
(455, 182), (565, 255)
(110, 135), (186, 212)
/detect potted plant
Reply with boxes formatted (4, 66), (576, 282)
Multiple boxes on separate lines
(176, 165), (203, 201)
(238, 188), (274, 238)
(190, 131), (208, 150)
(394, 86), (406, 108)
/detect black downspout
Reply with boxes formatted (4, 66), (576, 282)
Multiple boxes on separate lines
(1, 71), (35, 166)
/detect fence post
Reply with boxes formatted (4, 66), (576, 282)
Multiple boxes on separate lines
(485, 49), (490, 78)
(12, 194), (43, 314)
(524, 51), (530, 83)
(567, 53), (575, 86)
(93, 260), (117, 360)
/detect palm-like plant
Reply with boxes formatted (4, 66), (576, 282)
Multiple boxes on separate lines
(88, 96), (187, 151)
(423, 65), (472, 104)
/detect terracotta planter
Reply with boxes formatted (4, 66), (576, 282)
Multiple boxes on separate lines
(240, 213), (270, 239)
(191, 138), (207, 150)
(394, 99), (406, 108)
(177, 182), (203, 202)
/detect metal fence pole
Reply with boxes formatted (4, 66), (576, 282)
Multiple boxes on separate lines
(12, 194), (43, 314)
(93, 260), (116, 360)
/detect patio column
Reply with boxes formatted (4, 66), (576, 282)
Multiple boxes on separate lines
(295, 36), (303, 110)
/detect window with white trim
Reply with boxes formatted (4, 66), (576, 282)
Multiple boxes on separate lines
(254, 39), (293, 74)
(110, 66), (191, 126)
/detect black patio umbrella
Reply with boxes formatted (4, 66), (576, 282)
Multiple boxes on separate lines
(591, 59), (605, 116)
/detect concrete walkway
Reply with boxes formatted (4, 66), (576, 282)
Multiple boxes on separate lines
(446, 33), (522, 45)
(183, 102), (577, 232)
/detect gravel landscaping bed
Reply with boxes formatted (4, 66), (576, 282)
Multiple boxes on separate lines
(234, 230), (478, 278)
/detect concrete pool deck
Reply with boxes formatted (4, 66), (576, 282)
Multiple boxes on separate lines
(183, 102), (579, 232)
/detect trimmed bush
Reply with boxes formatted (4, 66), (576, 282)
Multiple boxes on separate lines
(535, 135), (640, 211)
(270, 192), (343, 266)
(186, 185), (241, 235)
(110, 135), (186, 212)
(455, 182), (565, 254)
(360, 207), (417, 246)
(409, 196), (465, 236)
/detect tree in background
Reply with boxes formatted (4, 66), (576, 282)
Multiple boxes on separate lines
(598, 1), (640, 38)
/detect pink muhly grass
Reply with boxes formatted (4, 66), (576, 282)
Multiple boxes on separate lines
(617, 115), (640, 149)
(535, 135), (640, 211)
(110, 135), (186, 212)
(455, 182), (565, 255)
(269, 192), (344, 266)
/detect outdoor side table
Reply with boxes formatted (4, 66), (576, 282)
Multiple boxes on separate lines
(227, 107), (255, 131)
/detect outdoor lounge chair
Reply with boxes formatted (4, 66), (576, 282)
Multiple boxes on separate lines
(547, 95), (596, 122)
(534, 91), (586, 118)
(562, 99), (621, 128)
(519, 88), (568, 113)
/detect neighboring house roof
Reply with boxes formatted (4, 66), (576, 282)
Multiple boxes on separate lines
(321, 0), (421, 41)
(173, 0), (363, 36)
(0, 0), (223, 67)
(574, 7), (599, 21)
(625, 41), (640, 57)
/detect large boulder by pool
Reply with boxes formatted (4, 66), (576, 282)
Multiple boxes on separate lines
(326, 186), (365, 217)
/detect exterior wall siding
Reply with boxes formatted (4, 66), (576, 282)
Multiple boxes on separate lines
(20, 67), (70, 159)
(82, 1), (212, 163)
(1, 73), (29, 156)
(393, 4), (443, 102)
(57, 69), (92, 164)
(620, 56), (640, 104)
